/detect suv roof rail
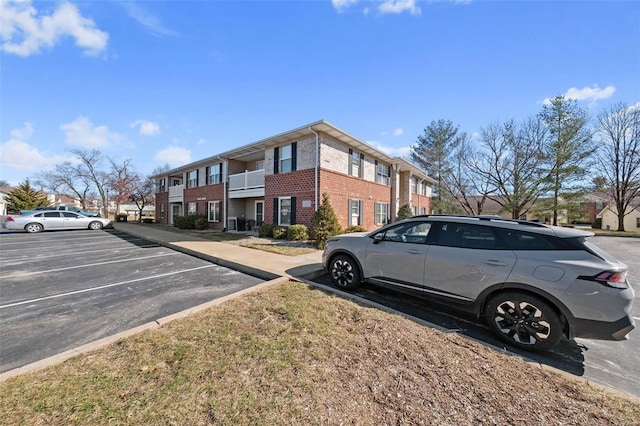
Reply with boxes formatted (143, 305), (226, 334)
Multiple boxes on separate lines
(412, 214), (549, 228)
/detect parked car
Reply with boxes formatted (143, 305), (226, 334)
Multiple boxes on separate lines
(20, 205), (101, 217)
(322, 215), (635, 352)
(3, 211), (113, 233)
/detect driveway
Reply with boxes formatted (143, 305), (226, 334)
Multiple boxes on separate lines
(0, 229), (264, 373)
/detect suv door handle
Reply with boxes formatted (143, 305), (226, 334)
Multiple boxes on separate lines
(483, 260), (508, 266)
(407, 249), (423, 255)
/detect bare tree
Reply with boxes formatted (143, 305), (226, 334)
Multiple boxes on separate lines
(128, 174), (156, 222)
(594, 102), (640, 231)
(37, 161), (93, 206)
(473, 119), (549, 219)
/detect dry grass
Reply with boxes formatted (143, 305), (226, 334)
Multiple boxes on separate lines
(240, 242), (316, 256)
(1, 281), (639, 425)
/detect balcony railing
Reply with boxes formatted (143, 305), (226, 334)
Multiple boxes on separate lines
(168, 184), (184, 202)
(229, 169), (265, 191)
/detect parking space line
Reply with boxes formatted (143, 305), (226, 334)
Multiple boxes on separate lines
(0, 246), (161, 262)
(0, 265), (216, 309)
(3, 252), (181, 279)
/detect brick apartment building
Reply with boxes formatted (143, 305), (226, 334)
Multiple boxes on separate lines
(152, 121), (435, 232)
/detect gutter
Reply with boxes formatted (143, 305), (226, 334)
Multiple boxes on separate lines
(309, 126), (320, 211)
(217, 155), (227, 231)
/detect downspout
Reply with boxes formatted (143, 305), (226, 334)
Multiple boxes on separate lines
(218, 155), (227, 231)
(309, 126), (320, 210)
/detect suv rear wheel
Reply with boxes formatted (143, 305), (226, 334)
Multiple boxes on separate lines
(485, 291), (563, 352)
(329, 254), (361, 290)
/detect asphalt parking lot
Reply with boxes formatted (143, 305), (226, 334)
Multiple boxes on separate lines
(314, 235), (640, 397)
(0, 229), (264, 373)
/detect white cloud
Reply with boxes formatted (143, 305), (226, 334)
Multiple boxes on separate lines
(154, 146), (191, 167)
(378, 0), (421, 16)
(0, 0), (109, 57)
(197, 138), (206, 146)
(0, 124), (74, 172)
(131, 120), (160, 136)
(393, 128), (404, 136)
(332, 0), (359, 13)
(368, 140), (411, 157)
(119, 1), (178, 37)
(543, 85), (616, 106)
(60, 116), (120, 148)
(10, 122), (34, 140)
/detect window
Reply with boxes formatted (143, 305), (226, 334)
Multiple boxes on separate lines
(160, 204), (165, 219)
(436, 223), (499, 250)
(187, 202), (197, 216)
(44, 212), (61, 218)
(500, 229), (557, 250)
(62, 212), (80, 218)
(172, 178), (181, 186)
(187, 170), (198, 188)
(349, 149), (364, 178)
(411, 178), (417, 194)
(274, 142), (297, 174)
(157, 178), (166, 192)
(636, 217), (640, 228)
(279, 197), (292, 226)
(255, 201), (264, 225)
(381, 221), (431, 244)
(207, 164), (222, 185)
(256, 160), (264, 170)
(208, 201), (221, 222)
(375, 161), (390, 185)
(348, 199), (363, 226)
(375, 202), (389, 225)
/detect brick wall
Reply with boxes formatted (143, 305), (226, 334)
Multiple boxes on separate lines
(183, 184), (226, 230)
(265, 169), (317, 227)
(319, 168), (393, 230)
(155, 192), (168, 224)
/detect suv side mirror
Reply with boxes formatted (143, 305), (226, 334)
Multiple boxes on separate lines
(373, 233), (384, 244)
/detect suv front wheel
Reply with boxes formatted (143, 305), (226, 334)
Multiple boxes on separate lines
(485, 291), (563, 352)
(329, 254), (361, 290)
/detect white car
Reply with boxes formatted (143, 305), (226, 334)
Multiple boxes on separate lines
(3, 211), (113, 233)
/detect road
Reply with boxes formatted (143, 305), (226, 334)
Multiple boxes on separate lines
(314, 235), (640, 397)
(0, 229), (265, 373)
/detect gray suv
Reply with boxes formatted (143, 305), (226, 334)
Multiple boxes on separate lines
(322, 215), (635, 352)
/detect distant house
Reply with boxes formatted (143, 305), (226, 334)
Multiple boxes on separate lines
(0, 186), (13, 216)
(464, 196), (566, 224)
(599, 201), (640, 231)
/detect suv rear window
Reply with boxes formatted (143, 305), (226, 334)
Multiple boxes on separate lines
(436, 223), (502, 249)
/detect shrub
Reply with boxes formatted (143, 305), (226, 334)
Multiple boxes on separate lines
(173, 216), (187, 229)
(174, 215), (206, 229)
(258, 223), (274, 238)
(396, 204), (413, 221)
(309, 193), (342, 249)
(194, 216), (208, 230)
(592, 217), (602, 229)
(287, 224), (309, 241)
(344, 225), (367, 233)
(272, 226), (288, 240)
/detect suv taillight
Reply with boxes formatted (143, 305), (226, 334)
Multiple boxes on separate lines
(6, 217), (14, 222)
(595, 271), (628, 289)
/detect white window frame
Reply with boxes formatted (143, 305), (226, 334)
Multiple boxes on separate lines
(187, 202), (197, 216)
(279, 145), (292, 173)
(376, 162), (390, 186)
(256, 160), (264, 170)
(411, 178), (418, 194)
(157, 178), (166, 193)
(255, 200), (264, 225)
(187, 170), (198, 188)
(375, 202), (389, 225)
(208, 164), (222, 185)
(208, 201), (221, 222)
(350, 150), (361, 178)
(349, 199), (362, 226)
(279, 197), (292, 226)
(160, 204), (165, 219)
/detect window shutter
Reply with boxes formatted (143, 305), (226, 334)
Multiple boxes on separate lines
(348, 149), (353, 176)
(205, 166), (209, 184)
(291, 196), (297, 224)
(359, 200), (363, 225)
(274, 147), (279, 174)
(273, 198), (278, 224)
(291, 142), (297, 171)
(359, 154), (364, 178)
(348, 198), (353, 226)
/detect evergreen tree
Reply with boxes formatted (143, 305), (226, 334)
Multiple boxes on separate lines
(308, 193), (342, 249)
(5, 180), (50, 213)
(396, 204), (414, 220)
(539, 96), (593, 225)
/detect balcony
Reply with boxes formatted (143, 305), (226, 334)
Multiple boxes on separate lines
(229, 169), (265, 198)
(168, 184), (184, 202)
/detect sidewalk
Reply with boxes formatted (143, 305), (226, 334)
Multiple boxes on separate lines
(112, 222), (326, 282)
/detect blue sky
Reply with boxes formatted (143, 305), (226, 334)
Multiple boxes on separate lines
(1, 0), (639, 187)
